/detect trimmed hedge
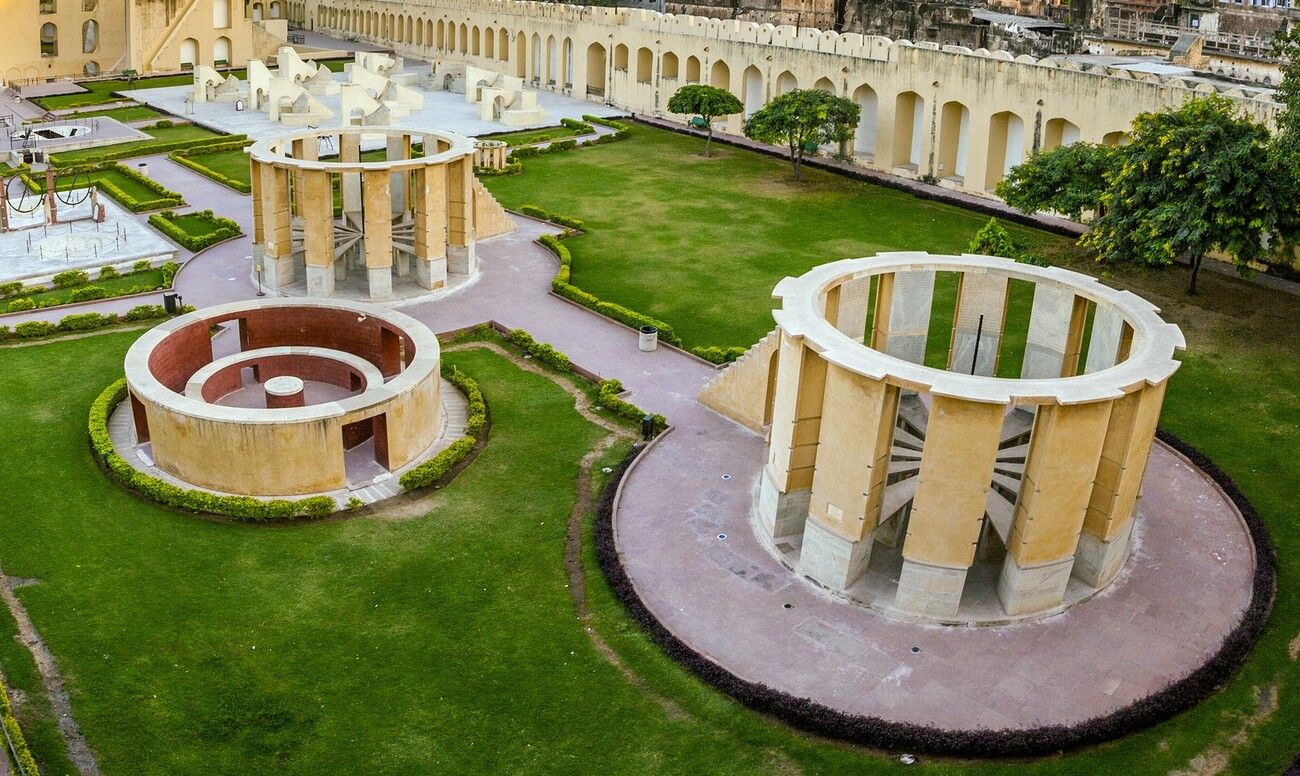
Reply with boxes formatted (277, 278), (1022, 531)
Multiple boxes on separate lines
(168, 139), (255, 193)
(592, 430), (1277, 757)
(3, 263), (173, 313)
(48, 129), (248, 167)
(581, 114), (634, 144)
(22, 161), (185, 212)
(148, 209), (242, 252)
(0, 303), (185, 343)
(598, 378), (666, 430)
(89, 379), (337, 520)
(0, 670), (40, 776)
(398, 364), (487, 491)
(520, 205), (583, 231)
(689, 345), (748, 364)
(506, 328), (571, 371)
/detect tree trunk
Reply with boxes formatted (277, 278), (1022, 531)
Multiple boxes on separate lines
(1188, 253), (1203, 295)
(705, 125), (713, 158)
(790, 141), (803, 180)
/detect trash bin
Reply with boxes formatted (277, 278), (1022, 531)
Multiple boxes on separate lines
(138, 162), (149, 177)
(641, 414), (655, 441)
(638, 325), (658, 352)
(163, 291), (182, 314)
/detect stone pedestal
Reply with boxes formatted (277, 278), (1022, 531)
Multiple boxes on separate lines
(260, 251), (295, 292)
(1073, 519), (1133, 587)
(448, 243), (476, 276)
(368, 267), (393, 299)
(796, 519), (872, 591)
(895, 559), (967, 618)
(264, 375), (306, 409)
(305, 264), (335, 297)
(997, 554), (1075, 615)
(757, 466), (809, 539)
(416, 257), (447, 290)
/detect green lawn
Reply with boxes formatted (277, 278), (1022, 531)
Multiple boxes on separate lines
(28, 167), (182, 211)
(483, 124), (587, 147)
(56, 105), (167, 123)
(50, 124), (227, 166)
(33, 75), (201, 111)
(181, 147), (251, 186)
(6, 268), (166, 308)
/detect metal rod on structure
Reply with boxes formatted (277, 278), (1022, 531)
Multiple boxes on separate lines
(970, 314), (984, 375)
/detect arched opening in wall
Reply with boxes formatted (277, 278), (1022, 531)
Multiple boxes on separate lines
(742, 65), (763, 118)
(472, 26), (481, 56)
(937, 100), (970, 183)
(81, 19), (97, 54)
(776, 70), (798, 95)
(485, 26), (495, 58)
(813, 76), (834, 93)
(83, 60), (99, 77)
(662, 52), (679, 81)
(213, 0), (229, 28)
(636, 47), (653, 83)
(892, 91), (924, 170)
(852, 84), (878, 158)
(214, 36), (231, 66)
(499, 28), (508, 61)
(39, 23), (58, 57)
(179, 37), (199, 69)
(531, 33), (541, 79)
(685, 55), (700, 83)
(1043, 118), (1080, 152)
(985, 111), (1025, 192)
(516, 33), (527, 77)
(763, 347), (779, 426)
(710, 60), (729, 90)
(614, 44), (629, 71)
(269, 1), (281, 19)
(406, 16), (414, 45)
(396, 15), (405, 44)
(563, 38), (573, 86)
(415, 18), (423, 45)
(1102, 131), (1130, 146)
(459, 24), (468, 54)
(546, 35), (557, 84)
(586, 42), (606, 97)
(252, 2), (263, 22)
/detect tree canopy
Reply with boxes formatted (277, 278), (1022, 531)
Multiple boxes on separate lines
(1079, 95), (1278, 294)
(995, 141), (1116, 222)
(666, 84), (743, 157)
(742, 89), (860, 179)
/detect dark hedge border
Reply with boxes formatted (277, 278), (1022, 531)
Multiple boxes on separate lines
(593, 428), (1277, 758)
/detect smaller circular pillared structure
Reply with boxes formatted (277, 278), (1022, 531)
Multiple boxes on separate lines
(760, 252), (1185, 622)
(248, 126), (481, 301)
(123, 298), (441, 497)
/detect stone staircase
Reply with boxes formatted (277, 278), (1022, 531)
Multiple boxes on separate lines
(473, 178), (515, 239)
(697, 329), (780, 433)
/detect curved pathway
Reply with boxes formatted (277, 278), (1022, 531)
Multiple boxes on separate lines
(25, 162), (1258, 733)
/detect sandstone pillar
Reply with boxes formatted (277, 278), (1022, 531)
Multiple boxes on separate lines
(446, 156), (476, 276)
(340, 132), (362, 214)
(413, 166), (448, 290)
(302, 169), (336, 297)
(363, 169), (393, 299)
(758, 333), (826, 539)
(260, 163), (294, 292)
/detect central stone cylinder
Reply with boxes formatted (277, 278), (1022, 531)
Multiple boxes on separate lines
(264, 375), (306, 408)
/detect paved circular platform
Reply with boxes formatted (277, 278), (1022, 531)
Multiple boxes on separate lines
(612, 413), (1257, 731)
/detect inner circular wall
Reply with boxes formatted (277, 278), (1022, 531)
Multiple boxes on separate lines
(758, 252), (1185, 622)
(123, 298), (442, 497)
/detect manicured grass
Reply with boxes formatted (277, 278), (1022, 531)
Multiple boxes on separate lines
(484, 127), (1076, 349)
(33, 75), (202, 111)
(179, 147), (251, 187)
(484, 124), (587, 147)
(148, 209), (241, 251)
(6, 268), (166, 308)
(487, 123), (1300, 772)
(57, 105), (166, 123)
(50, 124), (227, 166)
(0, 605), (77, 774)
(28, 167), (183, 211)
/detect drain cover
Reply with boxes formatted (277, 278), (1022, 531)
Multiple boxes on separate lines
(721, 474), (732, 480)
(717, 533), (727, 540)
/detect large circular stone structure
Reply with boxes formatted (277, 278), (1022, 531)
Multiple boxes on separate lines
(123, 298), (442, 497)
(753, 253), (1186, 621)
(249, 126), (484, 300)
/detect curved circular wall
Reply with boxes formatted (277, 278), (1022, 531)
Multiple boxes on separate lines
(123, 298), (441, 497)
(760, 252), (1185, 621)
(249, 126), (480, 300)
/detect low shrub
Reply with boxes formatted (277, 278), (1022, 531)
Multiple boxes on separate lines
(160, 260), (180, 286)
(148, 210), (242, 252)
(519, 205), (583, 231)
(398, 364), (486, 491)
(968, 218), (1018, 258)
(99, 265), (120, 280)
(582, 114), (634, 142)
(1016, 252), (1052, 267)
(58, 312), (117, 331)
(0, 672), (39, 776)
(507, 328), (571, 371)
(133, 259), (152, 272)
(123, 303), (170, 321)
(474, 161), (523, 177)
(68, 285), (109, 302)
(559, 117), (596, 133)
(49, 132), (247, 167)
(52, 269), (91, 288)
(690, 345), (748, 364)
(7, 297), (36, 313)
(14, 320), (58, 338)
(598, 378), (666, 431)
(89, 379), (340, 520)
(0, 281), (23, 298)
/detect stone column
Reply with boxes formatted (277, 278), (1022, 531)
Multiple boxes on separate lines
(798, 364), (899, 590)
(264, 375), (306, 408)
(260, 163), (294, 292)
(302, 169), (336, 297)
(824, 276), (871, 342)
(883, 269), (935, 365)
(758, 332), (826, 539)
(1061, 295), (1092, 377)
(446, 156), (476, 276)
(896, 396), (1004, 618)
(250, 159), (264, 243)
(997, 400), (1112, 615)
(868, 272), (894, 350)
(1074, 381), (1167, 586)
(948, 271), (1009, 376)
(413, 165), (448, 290)
(363, 169), (393, 299)
(340, 132), (362, 215)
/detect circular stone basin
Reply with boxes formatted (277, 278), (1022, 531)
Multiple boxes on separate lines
(264, 375), (305, 396)
(36, 234), (105, 257)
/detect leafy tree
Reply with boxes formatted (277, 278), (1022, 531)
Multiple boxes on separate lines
(1080, 96), (1278, 295)
(968, 218), (1017, 257)
(742, 89), (860, 180)
(995, 142), (1117, 222)
(666, 84), (743, 158)
(1269, 29), (1300, 241)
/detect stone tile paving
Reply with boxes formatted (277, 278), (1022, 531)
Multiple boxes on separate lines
(21, 153), (1257, 731)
